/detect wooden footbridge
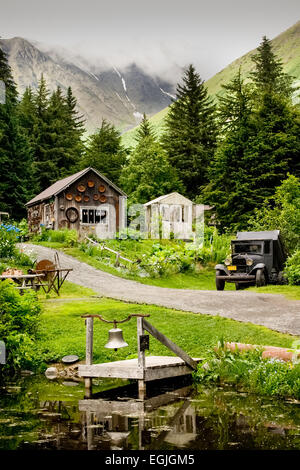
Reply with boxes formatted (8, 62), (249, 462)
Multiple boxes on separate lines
(78, 315), (201, 398)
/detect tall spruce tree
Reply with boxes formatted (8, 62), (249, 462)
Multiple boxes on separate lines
(32, 74), (54, 190)
(17, 86), (37, 144)
(47, 86), (84, 178)
(204, 37), (300, 231)
(250, 36), (294, 97)
(134, 113), (156, 143)
(161, 64), (217, 198)
(0, 47), (35, 219)
(82, 119), (127, 183)
(19, 78), (85, 191)
(250, 36), (300, 180)
(65, 86), (85, 163)
(203, 72), (257, 230)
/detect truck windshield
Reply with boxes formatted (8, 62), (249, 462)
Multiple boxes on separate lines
(232, 243), (263, 254)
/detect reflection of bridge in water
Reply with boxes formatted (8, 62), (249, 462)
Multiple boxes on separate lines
(79, 378), (197, 450)
(30, 377), (300, 450)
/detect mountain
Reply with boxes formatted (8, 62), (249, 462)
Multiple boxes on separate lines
(122, 20), (300, 148)
(0, 37), (176, 133)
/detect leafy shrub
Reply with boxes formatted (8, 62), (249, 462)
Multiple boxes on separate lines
(194, 226), (232, 265)
(194, 345), (300, 399)
(0, 224), (20, 258)
(64, 229), (78, 247)
(0, 280), (42, 372)
(284, 250), (300, 285)
(14, 219), (29, 240)
(35, 228), (78, 247)
(139, 243), (194, 277)
(13, 249), (36, 267)
(248, 175), (300, 253)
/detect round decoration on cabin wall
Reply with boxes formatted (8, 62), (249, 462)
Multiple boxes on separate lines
(98, 185), (106, 193)
(84, 195), (90, 202)
(77, 184), (86, 193)
(93, 194), (99, 201)
(99, 195), (107, 203)
(59, 219), (68, 228)
(66, 193), (73, 201)
(87, 180), (95, 188)
(66, 207), (79, 223)
(75, 195), (82, 202)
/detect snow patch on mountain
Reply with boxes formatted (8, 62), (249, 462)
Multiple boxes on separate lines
(159, 87), (176, 100)
(122, 77), (127, 92)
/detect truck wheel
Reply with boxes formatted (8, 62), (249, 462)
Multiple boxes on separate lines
(216, 270), (225, 291)
(235, 283), (244, 290)
(256, 269), (266, 287)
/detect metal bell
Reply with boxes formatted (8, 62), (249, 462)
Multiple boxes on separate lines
(104, 328), (128, 351)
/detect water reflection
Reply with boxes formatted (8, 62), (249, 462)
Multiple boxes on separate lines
(1, 375), (300, 450)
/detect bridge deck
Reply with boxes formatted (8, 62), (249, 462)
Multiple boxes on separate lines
(78, 356), (201, 382)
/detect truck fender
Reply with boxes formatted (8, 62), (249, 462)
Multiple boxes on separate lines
(215, 264), (227, 274)
(250, 263), (265, 274)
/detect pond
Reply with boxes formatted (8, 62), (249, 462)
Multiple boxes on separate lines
(1, 374), (300, 450)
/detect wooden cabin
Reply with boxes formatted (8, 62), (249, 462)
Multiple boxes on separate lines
(144, 192), (212, 240)
(26, 167), (127, 239)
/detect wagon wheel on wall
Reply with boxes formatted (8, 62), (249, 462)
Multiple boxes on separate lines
(59, 218), (69, 229)
(65, 207), (79, 223)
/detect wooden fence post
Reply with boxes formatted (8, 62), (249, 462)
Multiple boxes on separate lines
(137, 317), (146, 399)
(85, 317), (93, 397)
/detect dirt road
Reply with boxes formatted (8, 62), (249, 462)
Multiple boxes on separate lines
(21, 244), (300, 336)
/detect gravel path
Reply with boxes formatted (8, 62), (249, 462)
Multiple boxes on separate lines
(20, 244), (300, 336)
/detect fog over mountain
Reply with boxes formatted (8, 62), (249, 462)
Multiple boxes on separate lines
(0, 36), (179, 133)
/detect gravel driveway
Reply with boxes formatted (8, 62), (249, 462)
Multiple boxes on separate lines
(20, 244), (300, 336)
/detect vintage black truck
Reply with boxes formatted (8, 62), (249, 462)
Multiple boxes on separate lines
(215, 230), (287, 290)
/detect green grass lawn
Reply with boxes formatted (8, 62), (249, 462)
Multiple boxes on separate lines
(38, 283), (298, 366)
(31, 241), (300, 299)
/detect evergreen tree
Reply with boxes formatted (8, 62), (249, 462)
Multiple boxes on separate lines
(32, 74), (54, 190)
(120, 136), (183, 204)
(19, 78), (85, 191)
(64, 86), (85, 171)
(82, 119), (127, 183)
(204, 38), (300, 231)
(17, 86), (36, 142)
(250, 36), (300, 180)
(46, 86), (84, 178)
(0, 47), (35, 219)
(203, 72), (257, 230)
(134, 113), (156, 143)
(250, 36), (294, 97)
(161, 64), (218, 198)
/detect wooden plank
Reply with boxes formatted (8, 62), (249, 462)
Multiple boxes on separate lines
(79, 400), (144, 415)
(85, 236), (133, 263)
(143, 320), (198, 370)
(78, 364), (143, 379)
(78, 356), (201, 380)
(145, 363), (197, 381)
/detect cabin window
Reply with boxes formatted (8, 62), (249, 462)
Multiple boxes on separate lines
(161, 205), (169, 221)
(81, 208), (108, 224)
(170, 205), (181, 223)
(44, 204), (50, 224)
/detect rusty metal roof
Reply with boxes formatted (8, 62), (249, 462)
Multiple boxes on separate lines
(26, 167), (126, 206)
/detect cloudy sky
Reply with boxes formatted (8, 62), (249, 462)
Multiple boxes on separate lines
(1, 0), (299, 79)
